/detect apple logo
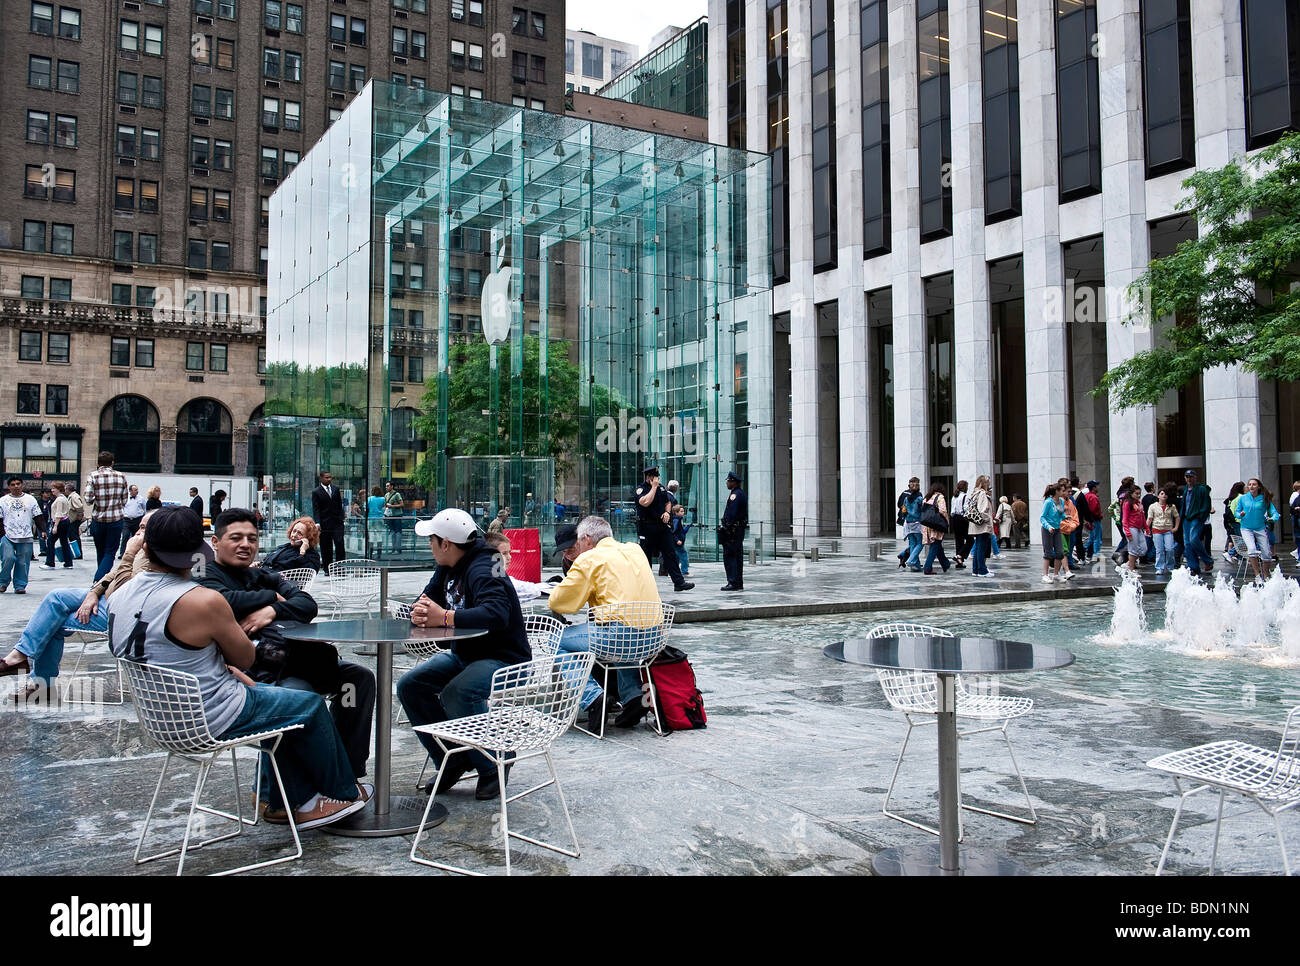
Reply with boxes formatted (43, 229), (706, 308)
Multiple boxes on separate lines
(481, 239), (512, 345)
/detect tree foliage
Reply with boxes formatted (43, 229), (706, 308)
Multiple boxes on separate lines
(1097, 131), (1300, 410)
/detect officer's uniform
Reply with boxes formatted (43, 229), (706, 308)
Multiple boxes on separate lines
(720, 475), (748, 589)
(634, 474), (688, 590)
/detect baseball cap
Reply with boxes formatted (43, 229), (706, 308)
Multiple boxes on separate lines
(414, 508), (481, 542)
(1086, 480), (1098, 488)
(554, 524), (578, 551)
(144, 506), (215, 569)
(1184, 470), (1196, 477)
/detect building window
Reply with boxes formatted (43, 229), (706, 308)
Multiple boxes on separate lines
(143, 25), (162, 56)
(45, 385), (68, 416)
(190, 187), (208, 220)
(811, 0), (837, 271)
(265, 0), (281, 28)
(982, 0), (1021, 220)
(135, 339), (155, 367)
(565, 38), (573, 73)
(213, 190), (231, 221)
(450, 40), (465, 70)
(139, 181), (158, 212)
(191, 136), (210, 167)
(261, 195), (270, 228)
(283, 150), (299, 176)
(1243, 0), (1300, 148)
(213, 140), (232, 171)
(328, 59), (345, 89)
(582, 42), (603, 79)
(100, 395), (160, 472)
(409, 263), (424, 289)
(408, 356), (423, 382)
(530, 54), (545, 83)
(188, 240), (207, 269)
(468, 43), (483, 71)
(468, 0), (482, 25)
(55, 114), (77, 147)
(412, 31), (426, 59)
(528, 97), (541, 109)
(49, 278), (70, 301)
(52, 169), (75, 203)
(918, 0), (952, 241)
(531, 11), (545, 38)
(450, 0), (463, 20)
(263, 47), (281, 78)
(350, 64), (366, 92)
(215, 88), (234, 118)
(120, 20), (139, 52)
(140, 128), (161, 160)
(409, 309), (424, 327)
(726, 0), (745, 148)
(30, 56), (52, 89)
(21, 277), (43, 299)
(19, 331), (43, 361)
(142, 75), (163, 107)
(51, 223), (73, 254)
(17, 384), (41, 415)
(24, 166), (47, 200)
(118, 124), (137, 156)
(512, 50), (527, 82)
(26, 110), (50, 143)
(1140, 1), (1196, 175)
(393, 26), (407, 55)
(350, 17), (366, 46)
(285, 3), (302, 33)
(330, 14), (346, 43)
(211, 242), (231, 271)
(860, 0), (890, 256)
(114, 230), (133, 261)
(209, 344), (228, 371)
(111, 337), (131, 366)
(511, 7), (526, 34)
(263, 96), (280, 127)
(31, 3), (54, 35)
(112, 284), (132, 306)
(261, 146), (278, 179)
(259, 246), (268, 275)
(1056, 0), (1102, 199)
(59, 7), (80, 39)
(186, 342), (205, 370)
(768, 0), (790, 284)
(48, 332), (69, 363)
(218, 1), (236, 18)
(23, 221), (45, 252)
(176, 399), (233, 473)
(284, 51), (302, 82)
(216, 39), (234, 69)
(282, 100), (301, 131)
(257, 346), (267, 373)
(117, 71), (137, 103)
(136, 287), (155, 309)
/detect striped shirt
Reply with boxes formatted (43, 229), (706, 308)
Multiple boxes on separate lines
(84, 467), (129, 523)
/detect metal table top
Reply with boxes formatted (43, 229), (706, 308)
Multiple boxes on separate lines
(823, 635), (1075, 675)
(276, 619), (488, 645)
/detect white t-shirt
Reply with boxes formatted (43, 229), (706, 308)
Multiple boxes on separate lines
(0, 493), (40, 542)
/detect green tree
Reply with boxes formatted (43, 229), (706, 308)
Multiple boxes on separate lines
(1097, 131), (1300, 410)
(408, 336), (624, 490)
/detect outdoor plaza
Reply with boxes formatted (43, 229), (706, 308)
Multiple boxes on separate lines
(2, 546), (1298, 877)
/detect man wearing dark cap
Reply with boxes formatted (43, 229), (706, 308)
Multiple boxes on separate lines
(1180, 469), (1214, 575)
(1083, 481), (1104, 561)
(719, 471), (748, 590)
(634, 466), (693, 592)
(109, 506), (368, 830)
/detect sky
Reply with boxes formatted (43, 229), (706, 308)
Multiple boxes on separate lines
(565, 0), (708, 56)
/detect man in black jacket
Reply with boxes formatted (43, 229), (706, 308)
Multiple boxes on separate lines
(396, 508), (531, 801)
(199, 508), (375, 785)
(311, 471), (346, 569)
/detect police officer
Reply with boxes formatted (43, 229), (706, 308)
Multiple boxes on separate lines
(719, 470), (747, 591)
(634, 466), (694, 592)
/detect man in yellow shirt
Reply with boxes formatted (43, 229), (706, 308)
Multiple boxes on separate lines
(548, 515), (661, 731)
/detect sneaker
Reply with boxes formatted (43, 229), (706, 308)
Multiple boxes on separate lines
(1041, 575), (1055, 584)
(475, 765), (512, 801)
(427, 757), (472, 796)
(292, 791), (367, 831)
(674, 582), (694, 592)
(260, 801), (290, 825)
(1059, 570), (1075, 581)
(38, 564), (56, 570)
(585, 693), (608, 732)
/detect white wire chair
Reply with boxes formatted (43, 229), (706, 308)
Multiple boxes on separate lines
(386, 598), (452, 734)
(313, 562), (381, 618)
(410, 651), (595, 875)
(61, 628), (126, 705)
(327, 558), (380, 577)
(523, 613), (565, 657)
(120, 659), (304, 876)
(574, 601), (674, 739)
(1147, 706), (1300, 875)
(274, 567), (319, 593)
(867, 621), (1037, 839)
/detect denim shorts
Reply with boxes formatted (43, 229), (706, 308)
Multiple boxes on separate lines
(1240, 528), (1272, 560)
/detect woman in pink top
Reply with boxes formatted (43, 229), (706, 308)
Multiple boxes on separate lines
(1121, 485), (1148, 573)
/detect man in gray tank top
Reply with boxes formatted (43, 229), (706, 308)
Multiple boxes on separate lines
(110, 507), (369, 831)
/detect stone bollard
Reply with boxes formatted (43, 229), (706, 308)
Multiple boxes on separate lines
(869, 542), (881, 561)
(749, 546), (757, 565)
(791, 538), (798, 552)
(811, 547), (820, 562)
(831, 540), (840, 553)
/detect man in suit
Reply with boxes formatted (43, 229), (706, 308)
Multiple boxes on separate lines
(311, 471), (346, 569)
(188, 488), (204, 519)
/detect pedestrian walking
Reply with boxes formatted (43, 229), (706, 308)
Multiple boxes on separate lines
(84, 451), (129, 584)
(1180, 470), (1215, 575)
(1147, 486), (1180, 575)
(967, 475), (995, 577)
(896, 477), (924, 571)
(921, 483), (951, 574)
(1040, 483), (1068, 583)
(950, 480), (971, 568)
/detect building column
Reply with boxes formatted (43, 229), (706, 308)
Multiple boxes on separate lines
(1019, 0), (1070, 499)
(1192, 0), (1269, 493)
(1099, 0), (1158, 497)
(950, 0), (993, 485)
(834, 0), (871, 538)
(888, 0), (927, 505)
(707, 0), (729, 140)
(160, 425), (177, 474)
(787, 0), (821, 537)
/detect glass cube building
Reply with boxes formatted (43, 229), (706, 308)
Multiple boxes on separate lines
(263, 82), (772, 559)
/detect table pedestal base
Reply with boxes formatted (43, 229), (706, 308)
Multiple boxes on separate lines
(872, 844), (1027, 877)
(322, 795), (446, 838)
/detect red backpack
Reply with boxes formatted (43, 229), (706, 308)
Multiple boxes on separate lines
(642, 646), (707, 731)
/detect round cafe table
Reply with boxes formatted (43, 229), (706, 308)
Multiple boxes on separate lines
(277, 619), (487, 838)
(824, 635), (1074, 876)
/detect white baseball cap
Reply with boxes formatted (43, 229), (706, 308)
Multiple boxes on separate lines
(415, 508), (481, 542)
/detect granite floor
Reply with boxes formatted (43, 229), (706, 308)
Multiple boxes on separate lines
(2, 544), (1296, 875)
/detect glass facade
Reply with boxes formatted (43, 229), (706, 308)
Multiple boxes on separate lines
(1242, 0), (1300, 149)
(918, 0), (953, 241)
(1141, 0), (1195, 176)
(811, 0), (837, 271)
(861, 0), (890, 257)
(597, 19), (708, 119)
(982, 0), (1020, 221)
(264, 82), (772, 558)
(1056, 0), (1102, 200)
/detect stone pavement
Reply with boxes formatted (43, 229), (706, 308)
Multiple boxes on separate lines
(1, 545), (1296, 875)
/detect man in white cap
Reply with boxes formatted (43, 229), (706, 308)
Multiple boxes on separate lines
(396, 508), (532, 801)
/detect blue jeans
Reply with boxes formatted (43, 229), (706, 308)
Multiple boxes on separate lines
(675, 547), (689, 575)
(0, 538), (35, 591)
(1152, 531), (1176, 572)
(1086, 523), (1103, 557)
(558, 623), (642, 709)
(89, 520), (124, 583)
(14, 587), (108, 681)
(219, 684), (359, 811)
(971, 533), (991, 575)
(923, 540), (949, 572)
(1182, 518), (1214, 571)
(397, 652), (509, 778)
(990, 532), (1001, 556)
(903, 532), (923, 568)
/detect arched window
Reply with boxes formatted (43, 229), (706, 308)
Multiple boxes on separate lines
(99, 396), (160, 472)
(247, 404), (266, 482)
(176, 398), (233, 473)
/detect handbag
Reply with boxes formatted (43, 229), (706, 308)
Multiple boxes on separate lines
(250, 624), (343, 693)
(918, 501), (949, 534)
(966, 493), (989, 527)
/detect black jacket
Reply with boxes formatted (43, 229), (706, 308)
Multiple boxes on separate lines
(189, 496), (204, 518)
(198, 561), (319, 624)
(261, 542), (322, 573)
(312, 484), (345, 528)
(420, 539), (531, 666)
